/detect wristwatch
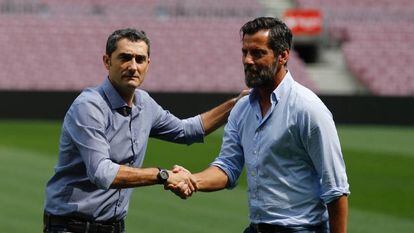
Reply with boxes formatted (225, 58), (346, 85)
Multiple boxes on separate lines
(157, 168), (169, 184)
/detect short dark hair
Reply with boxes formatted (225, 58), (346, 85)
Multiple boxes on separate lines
(240, 17), (292, 56)
(106, 28), (150, 57)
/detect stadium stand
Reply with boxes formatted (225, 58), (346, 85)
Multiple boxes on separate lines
(0, 0), (315, 93)
(294, 0), (414, 96)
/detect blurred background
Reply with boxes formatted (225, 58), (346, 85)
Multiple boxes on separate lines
(0, 0), (413, 232)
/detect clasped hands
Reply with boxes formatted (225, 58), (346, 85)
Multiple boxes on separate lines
(164, 165), (197, 199)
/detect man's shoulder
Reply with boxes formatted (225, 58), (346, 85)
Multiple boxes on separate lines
(70, 86), (107, 112)
(231, 94), (251, 114)
(134, 89), (158, 108)
(227, 95), (251, 125)
(291, 82), (325, 109)
(135, 89), (151, 100)
(236, 94), (251, 108)
(63, 87), (109, 129)
(290, 82), (333, 124)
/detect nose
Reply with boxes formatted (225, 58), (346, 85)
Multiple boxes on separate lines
(243, 53), (254, 65)
(128, 59), (138, 72)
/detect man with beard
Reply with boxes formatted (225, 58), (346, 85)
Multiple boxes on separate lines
(43, 28), (247, 233)
(168, 17), (350, 233)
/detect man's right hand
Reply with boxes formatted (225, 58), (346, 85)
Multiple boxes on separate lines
(165, 165), (197, 199)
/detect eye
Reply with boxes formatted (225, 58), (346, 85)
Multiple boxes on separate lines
(119, 54), (133, 62)
(251, 49), (265, 59)
(135, 55), (147, 64)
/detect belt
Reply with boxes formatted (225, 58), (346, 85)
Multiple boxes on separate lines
(251, 222), (325, 233)
(44, 213), (125, 233)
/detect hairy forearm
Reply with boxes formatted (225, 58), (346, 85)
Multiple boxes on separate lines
(200, 98), (237, 135)
(194, 166), (229, 192)
(327, 195), (348, 233)
(110, 166), (159, 189)
(200, 90), (249, 135)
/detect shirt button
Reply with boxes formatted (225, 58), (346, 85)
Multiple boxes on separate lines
(251, 172), (255, 176)
(253, 150), (257, 154)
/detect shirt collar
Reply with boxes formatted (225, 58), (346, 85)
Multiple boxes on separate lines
(273, 70), (294, 103)
(101, 77), (129, 110)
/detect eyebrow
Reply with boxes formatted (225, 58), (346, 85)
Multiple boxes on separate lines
(117, 53), (147, 59)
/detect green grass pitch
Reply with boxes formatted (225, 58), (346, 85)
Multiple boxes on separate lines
(0, 120), (413, 232)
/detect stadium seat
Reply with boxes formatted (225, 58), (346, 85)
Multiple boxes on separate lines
(294, 0), (414, 96)
(0, 0), (316, 93)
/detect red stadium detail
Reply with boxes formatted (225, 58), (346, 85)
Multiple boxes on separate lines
(283, 9), (322, 36)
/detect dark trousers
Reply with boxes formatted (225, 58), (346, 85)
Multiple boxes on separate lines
(43, 213), (125, 233)
(243, 222), (328, 233)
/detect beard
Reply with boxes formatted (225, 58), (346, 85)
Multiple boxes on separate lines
(244, 62), (278, 88)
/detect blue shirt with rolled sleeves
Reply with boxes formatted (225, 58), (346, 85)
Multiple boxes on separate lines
(44, 77), (204, 221)
(211, 71), (350, 226)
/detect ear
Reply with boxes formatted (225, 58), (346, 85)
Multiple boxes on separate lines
(278, 50), (289, 66)
(144, 57), (151, 73)
(103, 54), (111, 71)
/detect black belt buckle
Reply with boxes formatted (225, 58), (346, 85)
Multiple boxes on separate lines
(252, 223), (262, 233)
(252, 223), (294, 233)
(252, 222), (325, 233)
(114, 220), (124, 232)
(44, 212), (124, 233)
(95, 222), (115, 233)
(67, 221), (117, 233)
(252, 223), (272, 233)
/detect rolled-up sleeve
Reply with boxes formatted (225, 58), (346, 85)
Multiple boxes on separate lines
(65, 100), (120, 189)
(148, 94), (204, 144)
(181, 114), (205, 143)
(301, 105), (350, 204)
(210, 109), (244, 189)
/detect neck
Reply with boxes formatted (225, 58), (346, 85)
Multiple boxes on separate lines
(119, 91), (135, 107)
(257, 67), (287, 116)
(108, 79), (135, 107)
(258, 67), (287, 102)
(273, 66), (287, 90)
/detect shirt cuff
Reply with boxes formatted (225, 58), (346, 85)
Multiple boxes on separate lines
(321, 187), (350, 204)
(94, 161), (121, 190)
(183, 115), (205, 144)
(210, 163), (236, 189)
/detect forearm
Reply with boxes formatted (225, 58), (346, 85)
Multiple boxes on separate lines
(327, 195), (348, 233)
(194, 166), (229, 192)
(110, 166), (159, 189)
(200, 98), (238, 135)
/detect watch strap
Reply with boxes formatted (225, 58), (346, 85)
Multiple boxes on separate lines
(157, 167), (169, 184)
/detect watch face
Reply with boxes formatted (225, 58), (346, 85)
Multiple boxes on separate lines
(157, 168), (169, 184)
(160, 170), (169, 180)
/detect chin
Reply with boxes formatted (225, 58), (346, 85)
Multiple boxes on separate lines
(126, 80), (142, 89)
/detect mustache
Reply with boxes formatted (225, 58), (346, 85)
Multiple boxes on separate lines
(244, 65), (257, 74)
(244, 65), (268, 78)
(122, 71), (139, 78)
(244, 63), (277, 76)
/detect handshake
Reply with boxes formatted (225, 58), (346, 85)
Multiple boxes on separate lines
(164, 165), (198, 199)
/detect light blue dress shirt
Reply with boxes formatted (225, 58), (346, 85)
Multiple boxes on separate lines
(211, 71), (350, 226)
(44, 78), (204, 221)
